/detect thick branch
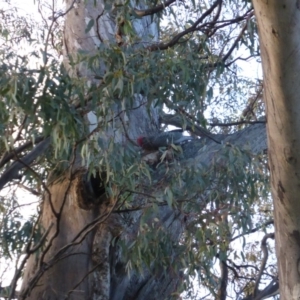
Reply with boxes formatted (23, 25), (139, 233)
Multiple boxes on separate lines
(0, 138), (51, 191)
(0, 136), (44, 169)
(160, 112), (224, 143)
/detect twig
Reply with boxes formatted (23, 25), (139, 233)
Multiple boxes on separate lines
(231, 220), (273, 242)
(17, 183), (41, 196)
(148, 0), (221, 51)
(209, 120), (265, 127)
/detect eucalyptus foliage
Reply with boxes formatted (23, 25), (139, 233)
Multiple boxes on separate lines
(0, 1), (275, 299)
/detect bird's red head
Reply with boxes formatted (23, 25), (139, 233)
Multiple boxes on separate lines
(137, 136), (144, 147)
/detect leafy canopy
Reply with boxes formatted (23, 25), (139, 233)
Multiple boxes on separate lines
(0, 1), (273, 299)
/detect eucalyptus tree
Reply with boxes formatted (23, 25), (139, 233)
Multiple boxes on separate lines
(0, 1), (277, 299)
(252, 1), (300, 299)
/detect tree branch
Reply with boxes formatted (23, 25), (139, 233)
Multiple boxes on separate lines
(218, 259), (228, 300)
(253, 233), (275, 297)
(254, 278), (279, 300)
(222, 20), (249, 63)
(209, 120), (265, 127)
(148, 0), (221, 51)
(133, 0), (177, 17)
(0, 136), (44, 169)
(160, 112), (223, 143)
(231, 220), (273, 242)
(0, 138), (51, 191)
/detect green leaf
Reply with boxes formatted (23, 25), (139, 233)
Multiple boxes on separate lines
(85, 19), (95, 33)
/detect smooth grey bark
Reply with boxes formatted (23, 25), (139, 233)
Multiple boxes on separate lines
(252, 1), (300, 299)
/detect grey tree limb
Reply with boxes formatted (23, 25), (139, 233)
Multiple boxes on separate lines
(0, 137), (51, 191)
(108, 121), (268, 300)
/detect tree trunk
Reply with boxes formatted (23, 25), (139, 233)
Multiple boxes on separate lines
(20, 1), (160, 299)
(253, 1), (300, 299)
(21, 175), (99, 299)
